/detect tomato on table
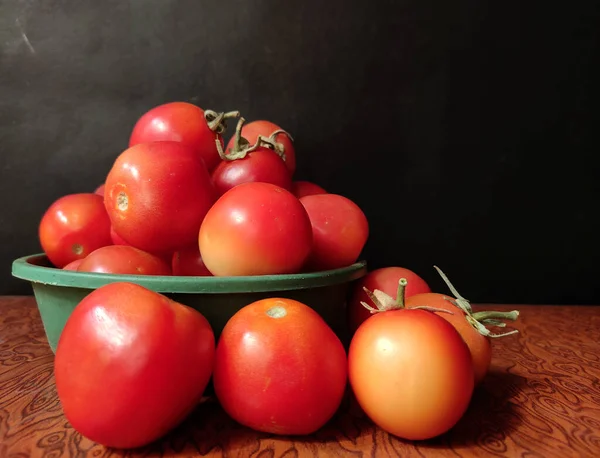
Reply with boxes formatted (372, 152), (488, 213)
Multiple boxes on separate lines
(224, 119), (296, 175)
(129, 101), (239, 171)
(348, 278), (475, 440)
(199, 182), (313, 276)
(299, 193), (369, 271)
(213, 297), (347, 435)
(54, 282), (215, 449)
(39, 193), (112, 268)
(347, 266), (431, 334)
(77, 245), (172, 276)
(104, 141), (216, 256)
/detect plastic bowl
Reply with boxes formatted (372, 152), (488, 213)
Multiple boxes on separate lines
(11, 253), (367, 353)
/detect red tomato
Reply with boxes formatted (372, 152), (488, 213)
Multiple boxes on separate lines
(199, 182), (313, 276)
(172, 246), (212, 276)
(39, 193), (112, 268)
(212, 148), (292, 196)
(349, 308), (474, 440)
(104, 141), (216, 256)
(225, 120), (296, 175)
(78, 245), (171, 276)
(110, 226), (130, 246)
(129, 102), (237, 171)
(54, 282), (215, 448)
(63, 259), (83, 271)
(213, 297), (347, 435)
(299, 194), (369, 271)
(291, 181), (327, 198)
(347, 267), (431, 334)
(94, 184), (105, 196)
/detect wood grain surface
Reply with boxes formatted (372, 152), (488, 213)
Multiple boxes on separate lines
(1, 297), (599, 457)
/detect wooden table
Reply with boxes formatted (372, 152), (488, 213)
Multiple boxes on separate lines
(1, 297), (599, 457)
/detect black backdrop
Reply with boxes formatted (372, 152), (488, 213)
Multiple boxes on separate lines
(1, 0), (598, 304)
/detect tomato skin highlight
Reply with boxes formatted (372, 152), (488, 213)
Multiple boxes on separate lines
(299, 194), (369, 271)
(39, 193), (112, 268)
(347, 267), (432, 334)
(213, 298), (347, 435)
(199, 182), (313, 276)
(78, 245), (172, 276)
(225, 120), (296, 175)
(129, 102), (224, 171)
(348, 309), (474, 440)
(54, 282), (215, 449)
(104, 141), (216, 256)
(406, 293), (492, 385)
(211, 148), (292, 197)
(291, 181), (327, 198)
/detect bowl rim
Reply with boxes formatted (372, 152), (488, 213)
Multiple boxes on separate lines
(12, 253), (367, 293)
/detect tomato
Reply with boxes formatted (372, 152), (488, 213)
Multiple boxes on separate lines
(54, 282), (215, 448)
(299, 194), (369, 271)
(199, 182), (313, 276)
(225, 119), (296, 175)
(39, 193), (112, 268)
(77, 245), (171, 275)
(212, 148), (292, 196)
(129, 102), (238, 171)
(104, 141), (216, 256)
(291, 181), (327, 198)
(63, 259), (83, 271)
(347, 267), (431, 334)
(94, 184), (105, 196)
(172, 246), (212, 276)
(213, 297), (347, 435)
(348, 305), (474, 440)
(110, 226), (130, 246)
(405, 266), (520, 385)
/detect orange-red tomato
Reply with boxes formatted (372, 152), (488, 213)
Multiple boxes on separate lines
(349, 309), (474, 440)
(63, 259), (83, 271)
(213, 298), (347, 435)
(299, 194), (369, 271)
(199, 182), (313, 276)
(94, 184), (105, 196)
(39, 193), (112, 268)
(78, 245), (171, 276)
(172, 246), (212, 276)
(129, 102), (229, 171)
(54, 282), (215, 448)
(347, 267), (431, 334)
(291, 181), (327, 198)
(406, 293), (491, 385)
(225, 120), (296, 175)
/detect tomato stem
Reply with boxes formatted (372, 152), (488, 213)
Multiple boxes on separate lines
(204, 109), (241, 134)
(395, 277), (407, 308)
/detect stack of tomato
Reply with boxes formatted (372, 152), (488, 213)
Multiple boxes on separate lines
(38, 101), (520, 449)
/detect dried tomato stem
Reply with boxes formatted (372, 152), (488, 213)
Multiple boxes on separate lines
(204, 109), (241, 134)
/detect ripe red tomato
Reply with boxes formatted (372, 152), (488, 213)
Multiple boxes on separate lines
(104, 141), (216, 256)
(225, 120), (296, 175)
(199, 182), (313, 276)
(299, 194), (369, 271)
(212, 148), (292, 196)
(347, 267), (431, 334)
(94, 184), (105, 196)
(172, 246), (212, 276)
(291, 181), (327, 198)
(63, 259), (83, 271)
(39, 193), (112, 268)
(54, 282), (215, 448)
(77, 245), (171, 276)
(110, 226), (130, 246)
(129, 102), (237, 171)
(349, 308), (474, 440)
(213, 297), (347, 435)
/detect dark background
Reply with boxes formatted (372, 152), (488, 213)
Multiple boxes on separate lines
(1, 0), (598, 304)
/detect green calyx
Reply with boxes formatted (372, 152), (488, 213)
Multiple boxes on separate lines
(216, 116), (294, 162)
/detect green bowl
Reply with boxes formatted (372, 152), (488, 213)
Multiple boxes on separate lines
(11, 253), (367, 353)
